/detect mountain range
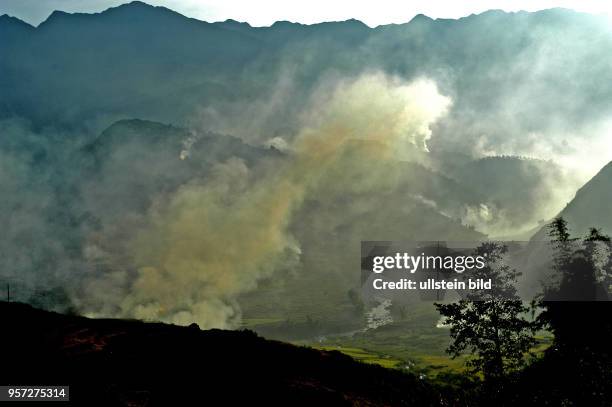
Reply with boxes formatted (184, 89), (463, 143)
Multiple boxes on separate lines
(1, 1), (611, 330)
(2, 2), (612, 147)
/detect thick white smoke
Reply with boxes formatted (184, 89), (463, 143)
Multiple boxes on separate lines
(80, 72), (451, 328)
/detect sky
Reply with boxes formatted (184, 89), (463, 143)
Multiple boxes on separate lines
(2, 0), (612, 27)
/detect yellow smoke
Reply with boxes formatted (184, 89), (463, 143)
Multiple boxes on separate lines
(99, 72), (451, 328)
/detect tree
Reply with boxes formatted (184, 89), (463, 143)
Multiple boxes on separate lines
(535, 218), (612, 406)
(539, 218), (612, 340)
(541, 218), (606, 302)
(435, 242), (536, 381)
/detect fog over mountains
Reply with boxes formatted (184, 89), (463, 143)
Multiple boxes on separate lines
(1, 2), (611, 326)
(3, 2), (612, 171)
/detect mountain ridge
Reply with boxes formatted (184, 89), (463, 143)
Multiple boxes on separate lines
(556, 160), (612, 236)
(0, 301), (440, 406)
(0, 3), (604, 30)
(3, 2), (611, 135)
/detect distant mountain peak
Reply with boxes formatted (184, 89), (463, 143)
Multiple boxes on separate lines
(42, 10), (69, 21)
(216, 18), (252, 29)
(222, 18), (250, 25)
(38, 9), (86, 27)
(342, 18), (369, 26)
(110, 1), (162, 13)
(39, 1), (182, 27)
(103, 1), (178, 17)
(122, 0), (151, 7)
(0, 14), (20, 22)
(0, 14), (34, 29)
(271, 20), (302, 27)
(409, 13), (433, 23)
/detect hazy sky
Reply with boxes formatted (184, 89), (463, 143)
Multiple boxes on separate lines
(2, 0), (612, 27)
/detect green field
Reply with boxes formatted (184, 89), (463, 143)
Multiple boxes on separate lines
(312, 345), (404, 369)
(241, 293), (553, 378)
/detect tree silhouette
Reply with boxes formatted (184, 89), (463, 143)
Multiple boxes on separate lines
(435, 242), (536, 382)
(534, 218), (612, 406)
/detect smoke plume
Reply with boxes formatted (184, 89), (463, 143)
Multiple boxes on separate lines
(81, 72), (450, 327)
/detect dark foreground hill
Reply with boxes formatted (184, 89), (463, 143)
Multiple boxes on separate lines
(0, 302), (440, 406)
